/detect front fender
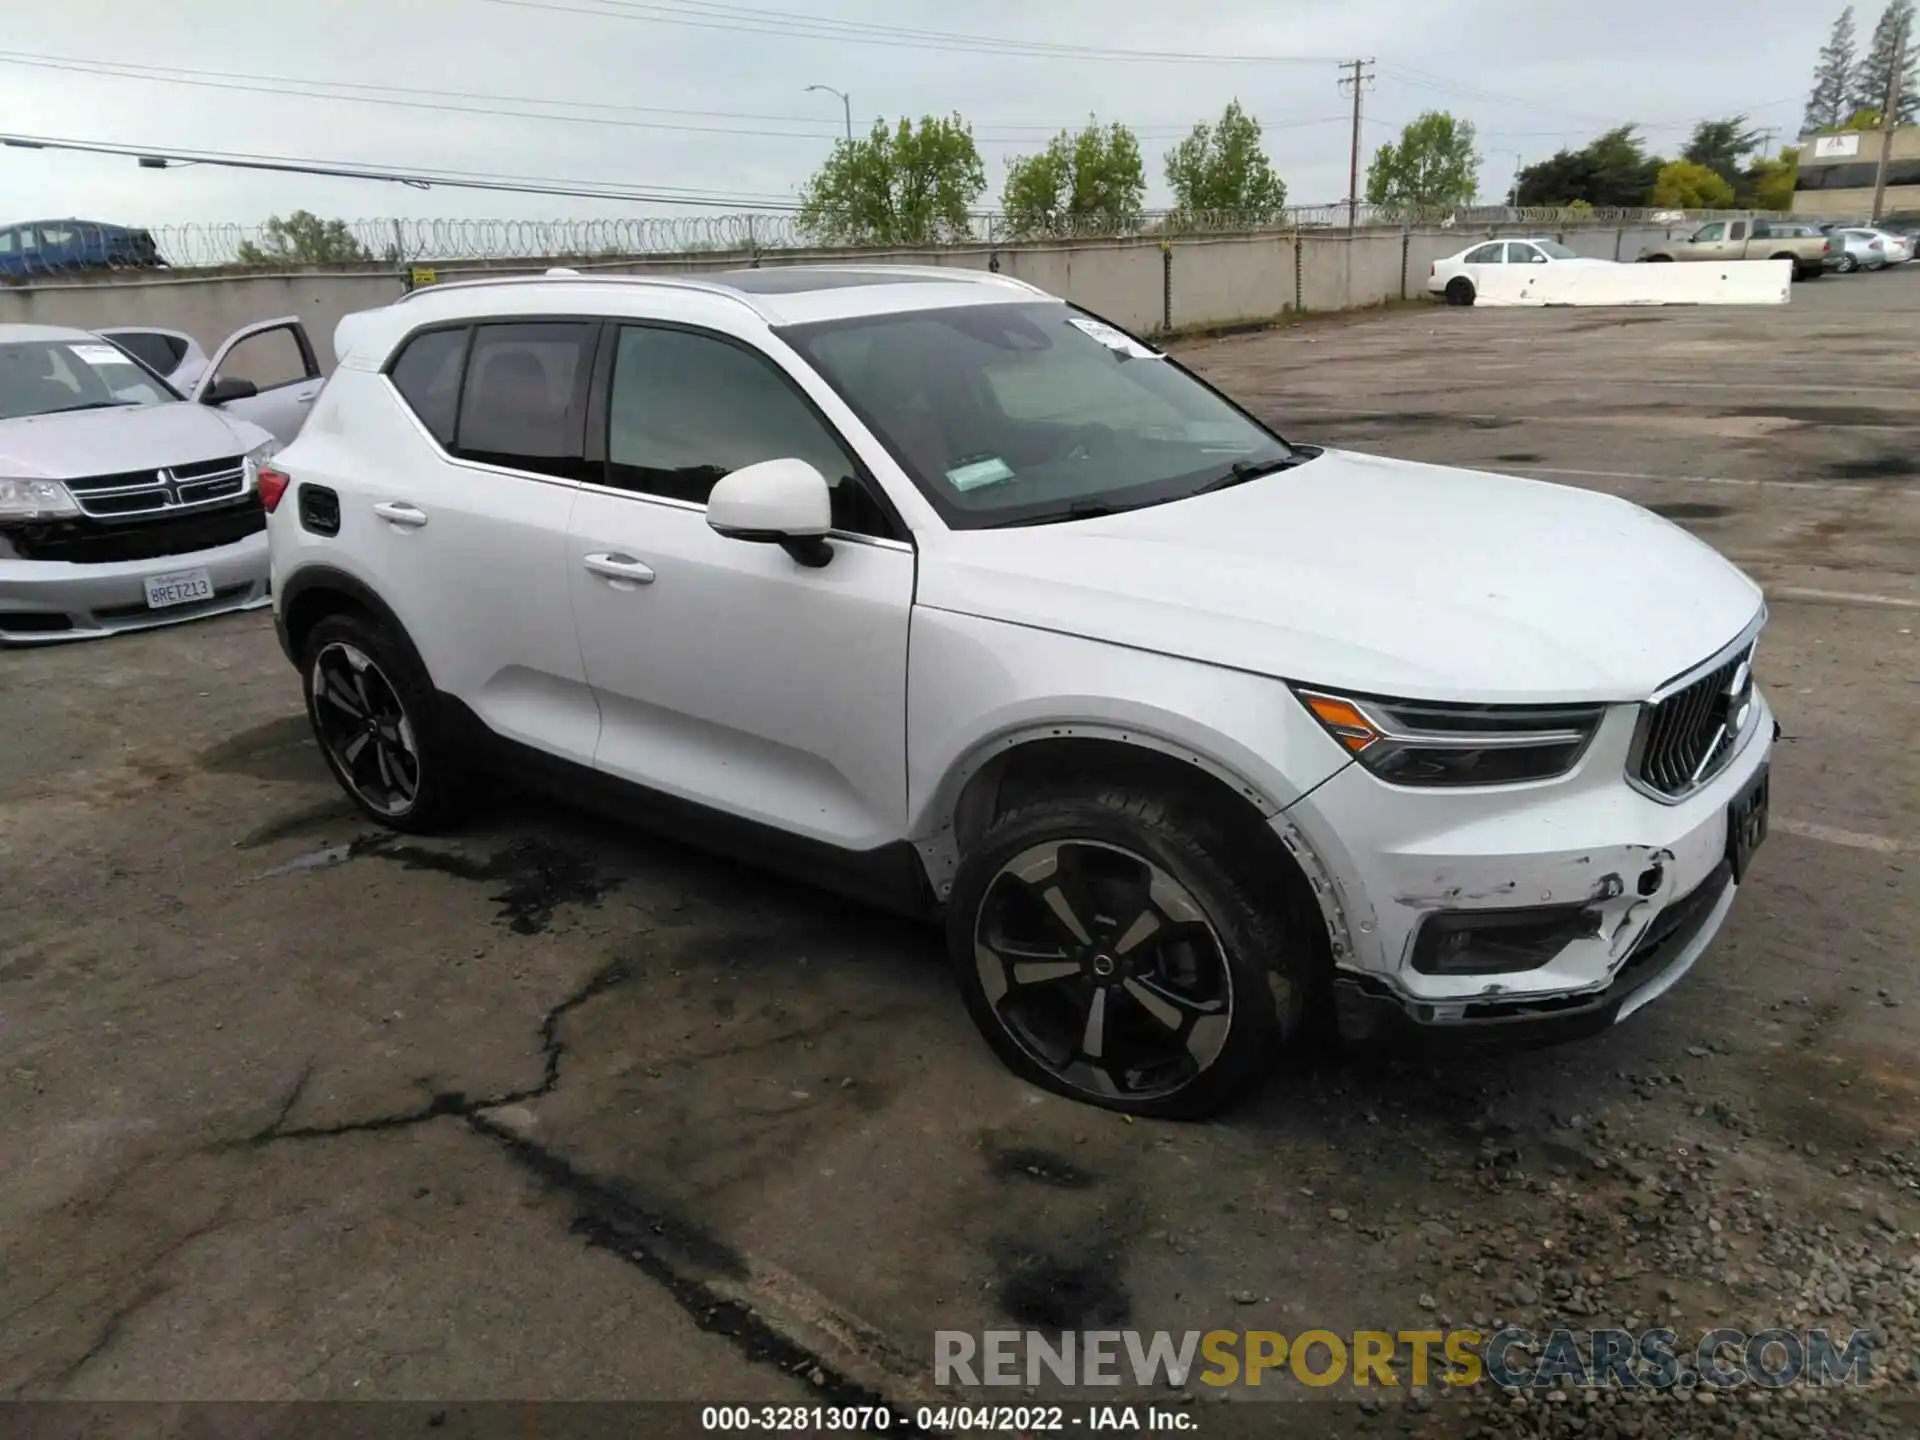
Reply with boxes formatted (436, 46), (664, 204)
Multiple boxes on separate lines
(906, 607), (1351, 845)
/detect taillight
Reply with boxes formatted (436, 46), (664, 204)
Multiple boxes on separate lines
(257, 465), (292, 513)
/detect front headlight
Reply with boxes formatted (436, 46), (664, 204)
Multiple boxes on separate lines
(0, 477), (81, 521)
(1294, 687), (1606, 787)
(241, 440), (280, 493)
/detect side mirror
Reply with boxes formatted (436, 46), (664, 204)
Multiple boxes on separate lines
(203, 376), (258, 405)
(706, 457), (834, 568)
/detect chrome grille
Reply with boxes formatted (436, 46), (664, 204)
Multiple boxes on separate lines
(64, 455), (248, 518)
(1631, 643), (1755, 799)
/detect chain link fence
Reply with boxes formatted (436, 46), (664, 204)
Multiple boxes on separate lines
(1, 206), (1779, 278)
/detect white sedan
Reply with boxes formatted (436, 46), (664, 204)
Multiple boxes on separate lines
(1427, 237), (1607, 306)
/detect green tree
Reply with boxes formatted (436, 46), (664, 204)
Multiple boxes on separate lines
(1806, 7), (1859, 133)
(797, 114), (986, 246)
(1363, 110), (1479, 208)
(1854, 0), (1918, 123)
(1001, 118), (1146, 237)
(1837, 104), (1886, 127)
(1682, 117), (1765, 186)
(1514, 125), (1664, 207)
(1650, 159), (1737, 209)
(1163, 100), (1289, 222)
(235, 211), (369, 265)
(1747, 147), (1800, 211)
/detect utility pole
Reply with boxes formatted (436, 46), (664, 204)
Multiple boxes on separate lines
(1870, 31), (1905, 224)
(1338, 58), (1375, 230)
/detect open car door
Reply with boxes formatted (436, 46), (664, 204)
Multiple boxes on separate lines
(191, 316), (324, 447)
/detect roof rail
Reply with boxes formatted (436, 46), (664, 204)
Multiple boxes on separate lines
(393, 271), (765, 309)
(392, 263), (1045, 309)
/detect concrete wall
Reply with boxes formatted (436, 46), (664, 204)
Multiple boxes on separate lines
(0, 269), (403, 367)
(1168, 234), (1293, 329)
(0, 222), (1709, 366)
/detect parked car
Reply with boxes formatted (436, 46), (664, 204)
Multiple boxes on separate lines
(96, 326), (210, 393)
(1427, 237), (1608, 305)
(0, 316), (320, 643)
(265, 268), (1773, 1118)
(1839, 227), (1912, 268)
(1639, 218), (1828, 279)
(0, 220), (164, 277)
(1824, 229), (1893, 272)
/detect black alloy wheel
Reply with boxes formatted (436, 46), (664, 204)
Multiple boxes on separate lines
(309, 640), (421, 818)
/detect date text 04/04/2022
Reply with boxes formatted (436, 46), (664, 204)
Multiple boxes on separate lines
(699, 1405), (1196, 1431)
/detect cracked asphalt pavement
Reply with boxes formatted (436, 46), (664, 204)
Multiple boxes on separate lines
(3, 272), (1916, 1435)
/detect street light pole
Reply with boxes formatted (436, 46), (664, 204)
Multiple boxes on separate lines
(806, 84), (852, 142)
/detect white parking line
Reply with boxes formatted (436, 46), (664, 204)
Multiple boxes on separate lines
(1773, 818), (1913, 854)
(1767, 586), (1920, 611)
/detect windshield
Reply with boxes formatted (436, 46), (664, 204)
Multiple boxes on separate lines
(1534, 240), (1578, 259)
(781, 302), (1294, 527)
(0, 338), (174, 421)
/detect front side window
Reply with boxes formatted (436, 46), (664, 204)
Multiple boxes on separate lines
(1464, 243), (1505, 264)
(604, 324), (892, 536)
(783, 302), (1295, 529)
(1506, 242), (1544, 263)
(0, 339), (171, 420)
(1693, 223), (1727, 242)
(452, 322), (593, 479)
(214, 324), (313, 394)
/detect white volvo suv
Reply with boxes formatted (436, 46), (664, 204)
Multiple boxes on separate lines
(264, 266), (1772, 1118)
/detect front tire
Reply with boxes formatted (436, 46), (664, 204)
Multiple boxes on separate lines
(948, 788), (1307, 1119)
(301, 612), (463, 833)
(1444, 276), (1475, 306)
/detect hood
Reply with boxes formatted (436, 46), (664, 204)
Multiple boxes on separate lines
(0, 401), (271, 480)
(917, 449), (1764, 704)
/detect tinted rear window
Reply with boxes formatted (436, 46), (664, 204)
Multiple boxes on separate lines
(389, 327), (468, 445)
(452, 322), (594, 479)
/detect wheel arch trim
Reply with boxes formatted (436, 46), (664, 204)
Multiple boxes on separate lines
(910, 720), (1292, 902)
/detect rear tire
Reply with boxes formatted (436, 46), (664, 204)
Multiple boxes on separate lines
(301, 611), (464, 834)
(1443, 276), (1475, 306)
(947, 787), (1308, 1119)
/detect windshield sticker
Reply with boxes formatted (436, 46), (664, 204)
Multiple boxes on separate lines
(946, 456), (1017, 491)
(70, 344), (130, 367)
(1065, 317), (1160, 360)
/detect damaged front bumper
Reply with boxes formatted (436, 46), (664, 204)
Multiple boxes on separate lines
(1276, 691), (1773, 1045)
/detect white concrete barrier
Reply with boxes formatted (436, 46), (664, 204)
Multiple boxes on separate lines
(1473, 259), (1790, 307)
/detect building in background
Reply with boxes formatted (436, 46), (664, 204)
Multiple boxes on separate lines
(1791, 125), (1920, 222)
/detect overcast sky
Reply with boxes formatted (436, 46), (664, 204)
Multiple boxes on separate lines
(0, 0), (1838, 235)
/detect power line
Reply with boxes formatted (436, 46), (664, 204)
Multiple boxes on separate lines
(0, 49), (1342, 145)
(0, 133), (808, 208)
(471, 0), (1343, 64)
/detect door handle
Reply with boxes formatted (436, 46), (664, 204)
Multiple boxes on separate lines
(373, 501), (428, 528)
(583, 552), (656, 585)
(296, 393), (319, 406)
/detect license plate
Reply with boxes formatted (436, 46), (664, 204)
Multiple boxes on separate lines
(143, 567), (215, 610)
(1726, 763), (1770, 883)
